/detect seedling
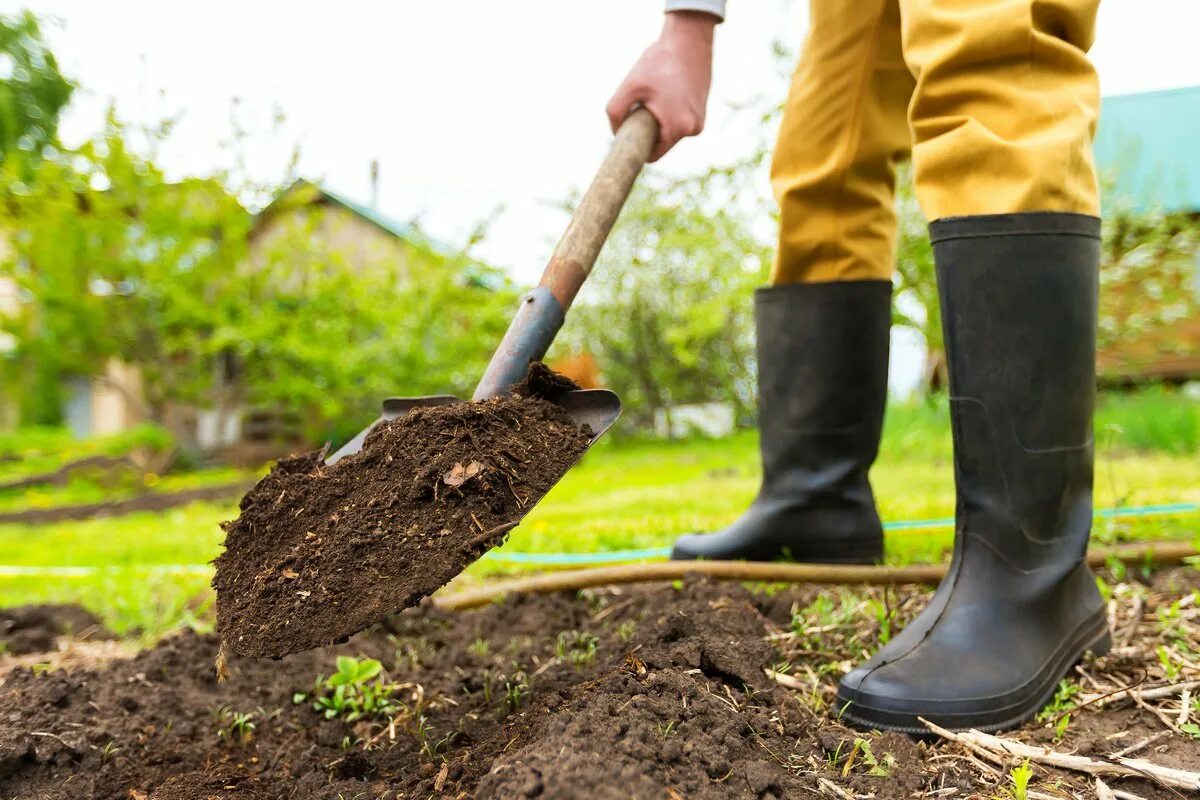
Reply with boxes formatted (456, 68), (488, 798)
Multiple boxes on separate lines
(213, 704), (257, 743)
(1156, 645), (1181, 681)
(997, 760), (1034, 800)
(99, 740), (120, 763)
(503, 671), (530, 713)
(616, 620), (637, 643)
(555, 630), (599, 668)
(306, 656), (400, 722)
(468, 638), (491, 657)
(841, 738), (894, 777)
(656, 720), (677, 740)
(1035, 680), (1080, 725)
(414, 710), (460, 760)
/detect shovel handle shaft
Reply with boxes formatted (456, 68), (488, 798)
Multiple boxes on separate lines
(472, 108), (659, 401)
(537, 106), (659, 309)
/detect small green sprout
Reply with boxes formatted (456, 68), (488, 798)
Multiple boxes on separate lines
(555, 630), (599, 668)
(310, 656), (399, 722)
(504, 672), (530, 713)
(213, 704), (257, 743)
(1002, 760), (1034, 800)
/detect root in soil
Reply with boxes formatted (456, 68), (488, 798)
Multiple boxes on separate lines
(213, 363), (592, 659)
(1, 569), (1197, 799)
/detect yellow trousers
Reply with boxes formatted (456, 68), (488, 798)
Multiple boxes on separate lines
(771, 0), (1101, 284)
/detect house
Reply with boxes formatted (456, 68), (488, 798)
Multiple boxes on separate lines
(10, 178), (480, 454)
(1094, 85), (1200, 384)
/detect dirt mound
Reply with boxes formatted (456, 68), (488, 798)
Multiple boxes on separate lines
(150, 773), (273, 800)
(0, 604), (113, 655)
(214, 364), (593, 659)
(1, 574), (1195, 799)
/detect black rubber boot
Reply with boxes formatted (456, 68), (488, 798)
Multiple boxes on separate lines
(672, 281), (890, 563)
(836, 213), (1110, 733)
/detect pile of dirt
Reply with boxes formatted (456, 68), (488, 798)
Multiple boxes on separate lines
(1, 572), (1195, 799)
(214, 364), (593, 659)
(0, 604), (113, 655)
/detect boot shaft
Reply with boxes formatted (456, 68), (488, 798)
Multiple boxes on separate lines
(932, 213), (1100, 571)
(753, 281), (891, 498)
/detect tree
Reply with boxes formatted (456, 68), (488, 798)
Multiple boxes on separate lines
(0, 11), (73, 163)
(1097, 207), (1199, 380)
(891, 166), (945, 392)
(0, 111), (516, 445)
(0, 112), (253, 428)
(224, 206), (515, 445)
(556, 162), (773, 434)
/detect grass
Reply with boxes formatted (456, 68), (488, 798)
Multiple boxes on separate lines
(0, 392), (1196, 637)
(0, 423), (175, 483)
(0, 466), (259, 514)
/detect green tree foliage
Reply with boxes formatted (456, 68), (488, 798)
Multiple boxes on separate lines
(891, 167), (944, 391)
(0, 112), (251, 427)
(556, 163), (772, 434)
(226, 204), (514, 444)
(0, 112), (515, 444)
(1098, 208), (1198, 376)
(0, 11), (73, 162)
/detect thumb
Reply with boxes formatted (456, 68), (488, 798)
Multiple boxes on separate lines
(606, 84), (649, 135)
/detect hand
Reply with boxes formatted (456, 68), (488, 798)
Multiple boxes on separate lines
(606, 11), (716, 162)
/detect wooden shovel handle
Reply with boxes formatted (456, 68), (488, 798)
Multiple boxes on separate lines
(536, 107), (659, 310)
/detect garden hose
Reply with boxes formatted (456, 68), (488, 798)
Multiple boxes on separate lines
(432, 540), (1200, 612)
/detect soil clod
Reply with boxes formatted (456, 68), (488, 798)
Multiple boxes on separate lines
(213, 363), (593, 659)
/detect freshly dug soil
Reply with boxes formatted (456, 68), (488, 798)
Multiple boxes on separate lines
(2, 571), (1196, 800)
(0, 604), (113, 656)
(213, 364), (593, 659)
(0, 481), (254, 525)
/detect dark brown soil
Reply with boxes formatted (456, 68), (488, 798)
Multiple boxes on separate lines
(213, 364), (593, 659)
(1, 572), (1195, 800)
(0, 481), (254, 525)
(0, 604), (113, 655)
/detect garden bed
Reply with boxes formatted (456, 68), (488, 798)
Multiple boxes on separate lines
(0, 571), (1197, 799)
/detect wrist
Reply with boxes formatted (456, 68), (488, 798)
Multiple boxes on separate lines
(662, 10), (717, 44)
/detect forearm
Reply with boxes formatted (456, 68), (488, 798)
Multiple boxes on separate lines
(664, 0), (726, 22)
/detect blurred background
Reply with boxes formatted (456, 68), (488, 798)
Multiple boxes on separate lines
(0, 1), (1196, 640)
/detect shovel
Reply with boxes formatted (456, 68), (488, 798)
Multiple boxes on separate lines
(326, 108), (660, 466)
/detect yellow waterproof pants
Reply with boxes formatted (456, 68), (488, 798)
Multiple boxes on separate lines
(771, 0), (1101, 284)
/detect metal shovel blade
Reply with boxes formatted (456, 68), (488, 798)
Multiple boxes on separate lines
(324, 389), (621, 467)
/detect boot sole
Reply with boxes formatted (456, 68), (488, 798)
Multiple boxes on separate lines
(835, 612), (1111, 735)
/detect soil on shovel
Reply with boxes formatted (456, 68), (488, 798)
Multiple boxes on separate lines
(1, 571), (1196, 799)
(213, 364), (593, 660)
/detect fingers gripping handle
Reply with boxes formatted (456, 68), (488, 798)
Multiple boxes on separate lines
(471, 108), (659, 401)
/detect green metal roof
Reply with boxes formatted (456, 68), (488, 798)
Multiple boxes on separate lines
(1095, 85), (1200, 214)
(256, 179), (507, 290)
(312, 182), (454, 258)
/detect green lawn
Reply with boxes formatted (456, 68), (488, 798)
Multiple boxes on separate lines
(0, 466), (259, 514)
(0, 409), (1196, 638)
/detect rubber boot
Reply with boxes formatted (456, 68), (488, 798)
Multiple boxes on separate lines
(836, 213), (1110, 733)
(672, 281), (891, 563)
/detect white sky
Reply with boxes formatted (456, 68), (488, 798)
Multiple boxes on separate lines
(10, 0), (1200, 393)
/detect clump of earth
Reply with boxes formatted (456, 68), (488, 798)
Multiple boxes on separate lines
(213, 363), (593, 659)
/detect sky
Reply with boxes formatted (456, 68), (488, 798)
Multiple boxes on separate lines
(10, 0), (1200, 393)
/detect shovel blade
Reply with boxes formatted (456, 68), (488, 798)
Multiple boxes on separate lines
(325, 389), (620, 466)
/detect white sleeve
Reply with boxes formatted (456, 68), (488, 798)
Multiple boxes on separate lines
(664, 0), (726, 21)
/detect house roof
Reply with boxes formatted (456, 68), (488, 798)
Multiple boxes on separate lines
(256, 178), (456, 259)
(254, 179), (507, 290)
(1095, 85), (1200, 214)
